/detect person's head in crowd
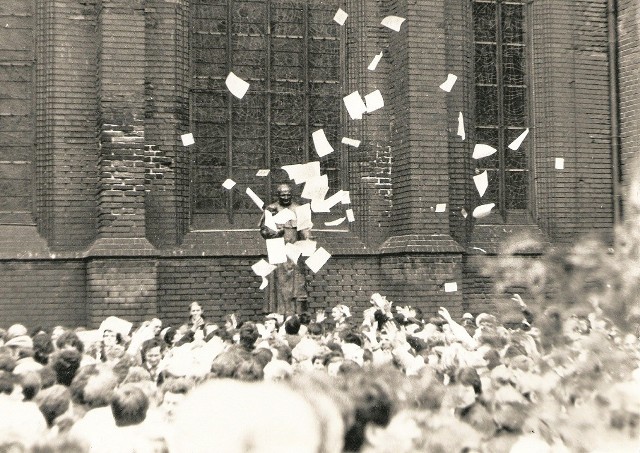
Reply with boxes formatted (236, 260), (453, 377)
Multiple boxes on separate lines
(101, 328), (121, 348)
(306, 322), (324, 339)
(124, 369), (154, 389)
(271, 341), (292, 364)
(476, 327), (507, 349)
(224, 313), (238, 332)
(0, 351), (17, 373)
(238, 322), (260, 352)
(32, 332), (54, 366)
(20, 371), (42, 401)
(174, 329), (195, 347)
(55, 331), (84, 354)
(233, 360), (264, 382)
(110, 383), (150, 427)
(332, 304), (351, 325)
(83, 368), (118, 409)
(483, 348), (502, 370)
(343, 330), (363, 347)
(343, 372), (396, 452)
(7, 323), (28, 340)
(299, 312), (312, 326)
(338, 360), (361, 376)
(111, 354), (138, 384)
(0, 328), (6, 347)
(252, 347), (273, 369)
(263, 360), (294, 382)
(189, 302), (204, 325)
(38, 366), (57, 390)
(210, 349), (248, 379)
(129, 380), (160, 408)
(456, 366), (482, 396)
(5, 334), (34, 360)
(284, 315), (301, 335)
(264, 313), (282, 334)
(429, 316), (447, 331)
(141, 338), (164, 368)
(0, 370), (17, 396)
(161, 326), (176, 347)
(50, 326), (65, 350)
(50, 349), (81, 387)
(160, 378), (192, 422)
(67, 364), (97, 406)
(36, 384), (71, 427)
(149, 318), (163, 337)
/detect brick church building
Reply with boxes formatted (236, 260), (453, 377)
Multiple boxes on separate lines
(0, 0), (638, 328)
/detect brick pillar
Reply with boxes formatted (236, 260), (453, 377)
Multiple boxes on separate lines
(144, 0), (190, 248)
(87, 0), (158, 324)
(379, 0), (463, 313)
(386, 0), (452, 237)
(35, 0), (99, 250)
(90, 0), (154, 252)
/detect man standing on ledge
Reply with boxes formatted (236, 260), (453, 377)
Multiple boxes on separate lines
(260, 184), (311, 315)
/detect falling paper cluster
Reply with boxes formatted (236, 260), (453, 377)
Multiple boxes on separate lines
(177, 7), (538, 294)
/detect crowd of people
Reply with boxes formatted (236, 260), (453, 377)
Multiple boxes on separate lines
(0, 295), (638, 452)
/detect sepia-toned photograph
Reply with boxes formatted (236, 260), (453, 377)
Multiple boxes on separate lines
(0, 0), (638, 451)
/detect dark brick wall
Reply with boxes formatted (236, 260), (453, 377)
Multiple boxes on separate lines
(381, 254), (464, 319)
(86, 258), (158, 327)
(157, 256), (382, 327)
(0, 261), (86, 329)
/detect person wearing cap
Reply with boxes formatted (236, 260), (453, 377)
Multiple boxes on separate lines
(6, 335), (43, 375)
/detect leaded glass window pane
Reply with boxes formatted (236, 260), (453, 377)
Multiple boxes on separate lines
(191, 0), (342, 219)
(474, 0), (529, 214)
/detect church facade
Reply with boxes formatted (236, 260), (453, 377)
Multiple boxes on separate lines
(0, 0), (637, 327)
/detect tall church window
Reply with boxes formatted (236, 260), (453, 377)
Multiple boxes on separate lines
(190, 0), (342, 228)
(473, 0), (529, 215)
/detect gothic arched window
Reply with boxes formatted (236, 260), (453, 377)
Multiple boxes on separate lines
(473, 0), (529, 215)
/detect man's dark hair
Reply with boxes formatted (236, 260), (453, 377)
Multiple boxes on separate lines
(306, 322), (324, 336)
(343, 331), (363, 347)
(284, 316), (301, 335)
(298, 312), (312, 326)
(140, 338), (164, 363)
(55, 331), (84, 354)
(111, 384), (150, 427)
(252, 348), (273, 368)
(33, 332), (54, 365)
(50, 349), (82, 387)
(239, 322), (259, 352)
(271, 342), (292, 364)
